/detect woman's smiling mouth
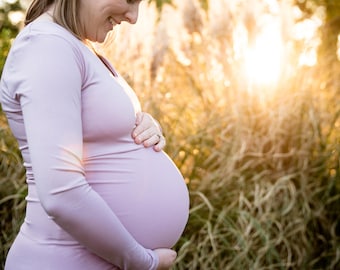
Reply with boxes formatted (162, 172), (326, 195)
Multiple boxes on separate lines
(109, 16), (118, 26)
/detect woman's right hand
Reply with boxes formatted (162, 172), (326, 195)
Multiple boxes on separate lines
(154, 248), (177, 270)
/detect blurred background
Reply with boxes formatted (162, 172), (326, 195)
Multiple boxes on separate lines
(0, 0), (339, 269)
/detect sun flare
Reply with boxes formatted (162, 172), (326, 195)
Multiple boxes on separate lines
(245, 24), (284, 87)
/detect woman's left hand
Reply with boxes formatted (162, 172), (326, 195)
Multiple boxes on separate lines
(132, 112), (165, 152)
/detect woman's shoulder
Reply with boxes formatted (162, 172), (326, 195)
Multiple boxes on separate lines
(2, 20), (88, 91)
(9, 19), (88, 69)
(18, 19), (80, 47)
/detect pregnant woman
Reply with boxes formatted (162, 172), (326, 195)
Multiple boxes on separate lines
(0, 0), (189, 269)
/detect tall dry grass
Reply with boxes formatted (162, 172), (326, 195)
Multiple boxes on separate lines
(105, 0), (339, 269)
(0, 113), (26, 266)
(0, 0), (339, 269)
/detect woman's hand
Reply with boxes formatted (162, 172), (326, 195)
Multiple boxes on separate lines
(154, 248), (177, 270)
(132, 112), (165, 152)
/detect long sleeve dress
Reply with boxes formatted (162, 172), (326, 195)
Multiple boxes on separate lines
(0, 19), (189, 270)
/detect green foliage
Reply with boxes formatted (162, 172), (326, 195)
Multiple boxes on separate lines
(0, 0), (23, 76)
(0, 2), (25, 267)
(148, 0), (209, 13)
(148, 0), (173, 12)
(198, 0), (209, 11)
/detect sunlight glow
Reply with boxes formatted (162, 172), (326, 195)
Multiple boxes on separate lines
(1, 0), (17, 4)
(245, 24), (284, 86)
(299, 48), (317, 67)
(293, 16), (322, 67)
(8, 10), (24, 25)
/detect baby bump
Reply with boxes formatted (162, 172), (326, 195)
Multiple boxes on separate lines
(84, 148), (190, 249)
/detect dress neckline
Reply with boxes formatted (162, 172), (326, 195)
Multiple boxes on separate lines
(95, 53), (119, 77)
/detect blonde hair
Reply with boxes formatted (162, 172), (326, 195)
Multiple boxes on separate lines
(25, 0), (83, 39)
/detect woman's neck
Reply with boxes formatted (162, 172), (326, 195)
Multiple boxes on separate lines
(36, 4), (55, 22)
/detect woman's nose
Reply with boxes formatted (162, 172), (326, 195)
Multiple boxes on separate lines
(125, 5), (139, 24)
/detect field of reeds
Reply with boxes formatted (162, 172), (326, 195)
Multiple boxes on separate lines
(1, 0), (339, 269)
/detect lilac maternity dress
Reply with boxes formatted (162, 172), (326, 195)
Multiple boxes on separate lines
(0, 19), (189, 270)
